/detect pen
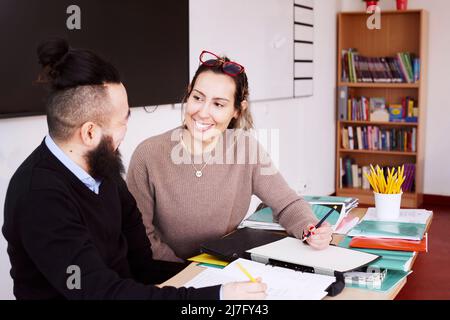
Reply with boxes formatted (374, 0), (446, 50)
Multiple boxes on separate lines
(236, 262), (257, 283)
(302, 205), (337, 242)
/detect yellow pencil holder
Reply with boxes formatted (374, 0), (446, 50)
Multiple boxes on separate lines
(374, 192), (402, 221)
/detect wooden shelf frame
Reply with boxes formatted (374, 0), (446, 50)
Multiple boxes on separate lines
(340, 120), (419, 127)
(335, 10), (428, 208)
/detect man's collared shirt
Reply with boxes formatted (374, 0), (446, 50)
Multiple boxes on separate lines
(44, 135), (102, 194)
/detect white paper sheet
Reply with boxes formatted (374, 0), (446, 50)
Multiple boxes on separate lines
(184, 258), (335, 300)
(363, 208), (432, 224)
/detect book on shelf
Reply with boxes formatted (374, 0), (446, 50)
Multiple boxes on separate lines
(338, 86), (349, 121)
(389, 104), (403, 122)
(341, 125), (417, 152)
(413, 58), (420, 82)
(340, 158), (371, 190)
(402, 163), (416, 192)
(369, 97), (389, 122)
(339, 159), (416, 192)
(339, 94), (418, 124)
(341, 49), (420, 84)
(403, 96), (419, 122)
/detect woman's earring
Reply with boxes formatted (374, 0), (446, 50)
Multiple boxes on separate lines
(181, 103), (187, 127)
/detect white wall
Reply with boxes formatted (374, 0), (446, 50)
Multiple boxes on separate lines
(0, 0), (340, 299)
(341, 0), (450, 196)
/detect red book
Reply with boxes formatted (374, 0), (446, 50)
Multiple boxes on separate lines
(349, 234), (428, 252)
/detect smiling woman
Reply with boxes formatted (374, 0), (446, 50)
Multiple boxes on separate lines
(126, 50), (333, 263)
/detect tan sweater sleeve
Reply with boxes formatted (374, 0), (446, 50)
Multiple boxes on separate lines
(251, 147), (318, 239)
(126, 145), (183, 263)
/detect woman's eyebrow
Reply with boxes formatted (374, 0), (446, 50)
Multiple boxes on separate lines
(193, 89), (229, 102)
(213, 97), (230, 102)
(193, 89), (206, 96)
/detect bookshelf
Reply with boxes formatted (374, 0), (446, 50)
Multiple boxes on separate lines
(335, 10), (428, 208)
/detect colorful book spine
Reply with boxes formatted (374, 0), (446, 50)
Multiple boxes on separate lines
(342, 126), (416, 152)
(413, 58), (420, 82)
(340, 160), (416, 192)
(341, 49), (420, 84)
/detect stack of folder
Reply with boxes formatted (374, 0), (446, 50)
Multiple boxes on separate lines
(338, 208), (432, 292)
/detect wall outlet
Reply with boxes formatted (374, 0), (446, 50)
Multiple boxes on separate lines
(297, 179), (311, 195)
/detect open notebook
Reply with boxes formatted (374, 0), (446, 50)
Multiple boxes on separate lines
(184, 258), (336, 300)
(239, 203), (347, 233)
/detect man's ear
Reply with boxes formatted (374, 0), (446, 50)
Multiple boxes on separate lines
(80, 122), (101, 147)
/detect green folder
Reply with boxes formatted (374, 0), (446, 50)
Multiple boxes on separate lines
(346, 269), (411, 292)
(311, 204), (344, 226)
(352, 248), (414, 260)
(245, 207), (275, 223)
(243, 204), (344, 228)
(339, 237), (415, 272)
(303, 195), (354, 204)
(198, 263), (225, 269)
(348, 220), (426, 241)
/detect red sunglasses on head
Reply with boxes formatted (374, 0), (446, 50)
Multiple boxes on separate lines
(199, 50), (245, 77)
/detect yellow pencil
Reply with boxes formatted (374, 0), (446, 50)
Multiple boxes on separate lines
(366, 164), (408, 194)
(236, 262), (257, 283)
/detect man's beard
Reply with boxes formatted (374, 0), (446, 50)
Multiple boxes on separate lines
(85, 135), (125, 180)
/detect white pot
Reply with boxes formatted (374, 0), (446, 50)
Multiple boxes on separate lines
(374, 192), (403, 221)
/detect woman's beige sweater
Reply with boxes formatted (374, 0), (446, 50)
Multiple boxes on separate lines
(126, 128), (318, 262)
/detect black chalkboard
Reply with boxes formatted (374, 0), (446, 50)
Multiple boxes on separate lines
(0, 0), (189, 118)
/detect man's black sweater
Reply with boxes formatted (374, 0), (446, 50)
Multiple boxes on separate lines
(2, 140), (220, 300)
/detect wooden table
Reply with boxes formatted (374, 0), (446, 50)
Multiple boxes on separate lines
(161, 208), (432, 300)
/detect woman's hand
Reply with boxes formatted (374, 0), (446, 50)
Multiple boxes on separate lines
(222, 277), (267, 300)
(303, 221), (333, 250)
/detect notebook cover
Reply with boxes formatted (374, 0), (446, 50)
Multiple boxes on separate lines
(348, 220), (426, 240)
(339, 236), (414, 272)
(350, 235), (427, 252)
(200, 228), (286, 262)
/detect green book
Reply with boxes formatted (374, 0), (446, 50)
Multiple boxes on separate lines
(239, 207), (285, 231)
(348, 220), (426, 241)
(245, 207), (274, 223)
(302, 195), (356, 205)
(240, 203), (346, 231)
(339, 237), (415, 272)
(348, 50), (354, 82)
(403, 53), (415, 82)
(311, 203), (344, 227)
(197, 263), (225, 269)
(346, 269), (411, 292)
(370, 256), (414, 272)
